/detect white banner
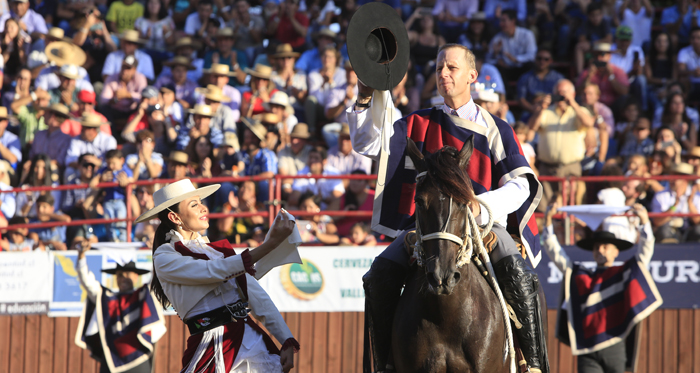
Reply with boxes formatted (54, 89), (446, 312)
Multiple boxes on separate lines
(0, 251), (53, 315)
(257, 246), (383, 312)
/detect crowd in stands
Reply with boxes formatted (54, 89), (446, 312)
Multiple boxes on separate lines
(0, 0), (699, 251)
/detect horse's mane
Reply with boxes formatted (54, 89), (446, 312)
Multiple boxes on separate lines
(422, 146), (476, 205)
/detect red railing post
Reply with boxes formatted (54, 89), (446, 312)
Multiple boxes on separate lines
(126, 183), (133, 243)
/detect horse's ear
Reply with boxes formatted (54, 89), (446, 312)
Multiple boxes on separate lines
(458, 136), (474, 169)
(406, 137), (427, 173)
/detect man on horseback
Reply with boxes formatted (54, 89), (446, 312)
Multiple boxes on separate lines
(348, 44), (548, 373)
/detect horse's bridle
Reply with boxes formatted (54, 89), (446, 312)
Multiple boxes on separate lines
(412, 171), (474, 268)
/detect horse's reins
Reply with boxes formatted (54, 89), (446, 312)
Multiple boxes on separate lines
(411, 170), (518, 373)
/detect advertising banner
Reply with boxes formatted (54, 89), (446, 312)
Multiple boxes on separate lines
(0, 251), (52, 315)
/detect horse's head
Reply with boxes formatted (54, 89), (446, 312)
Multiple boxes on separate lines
(407, 136), (476, 295)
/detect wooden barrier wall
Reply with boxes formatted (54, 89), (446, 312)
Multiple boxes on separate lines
(1, 310), (698, 372)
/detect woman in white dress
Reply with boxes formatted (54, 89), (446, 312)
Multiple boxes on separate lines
(135, 179), (298, 373)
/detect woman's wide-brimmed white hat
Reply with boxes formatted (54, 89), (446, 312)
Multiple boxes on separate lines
(135, 179), (220, 223)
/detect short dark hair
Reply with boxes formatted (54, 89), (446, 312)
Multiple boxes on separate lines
(36, 193), (55, 206)
(105, 149), (124, 160)
(298, 191), (322, 207)
(690, 27), (700, 36)
(587, 2), (602, 14)
(8, 216), (27, 227)
(199, 0), (213, 7)
(309, 146), (328, 160)
(501, 9), (517, 21)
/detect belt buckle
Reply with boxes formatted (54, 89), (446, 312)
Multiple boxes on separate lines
(225, 302), (250, 321)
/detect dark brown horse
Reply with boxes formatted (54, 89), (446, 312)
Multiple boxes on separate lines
(392, 138), (511, 373)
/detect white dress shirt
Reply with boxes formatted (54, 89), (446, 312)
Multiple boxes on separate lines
(347, 96), (531, 228)
(102, 50), (155, 81)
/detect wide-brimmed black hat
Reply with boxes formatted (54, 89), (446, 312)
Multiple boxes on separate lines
(101, 261), (150, 275)
(576, 231), (634, 252)
(347, 2), (409, 91)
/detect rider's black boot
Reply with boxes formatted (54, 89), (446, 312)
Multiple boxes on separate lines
(363, 257), (406, 373)
(494, 254), (549, 373)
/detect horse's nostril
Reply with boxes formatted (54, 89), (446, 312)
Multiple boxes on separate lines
(430, 272), (442, 287)
(452, 271), (461, 283)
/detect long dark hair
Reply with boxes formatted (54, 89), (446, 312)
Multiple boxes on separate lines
(27, 154), (53, 186)
(661, 93), (691, 126)
(151, 204), (179, 308)
(144, 0), (169, 20)
(649, 32), (674, 62)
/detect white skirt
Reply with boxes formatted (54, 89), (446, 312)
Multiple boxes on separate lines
(230, 323), (282, 373)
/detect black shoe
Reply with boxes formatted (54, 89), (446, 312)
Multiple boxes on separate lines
(493, 255), (549, 373)
(363, 257), (406, 373)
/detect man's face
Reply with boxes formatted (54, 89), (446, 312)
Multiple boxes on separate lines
(217, 36), (235, 51)
(120, 65), (136, 82)
(178, 46), (194, 57)
(671, 178), (689, 196)
(498, 14), (515, 34)
(122, 41), (137, 56)
(583, 86), (600, 105)
(17, 69), (31, 89)
(621, 180), (641, 199)
(290, 136), (306, 151)
(81, 127), (98, 142)
(46, 113), (64, 128)
(194, 115), (211, 133)
(535, 51), (552, 71)
(172, 65), (187, 84)
(199, 4), (213, 20)
(617, 39), (631, 52)
(168, 161), (187, 179)
(78, 101), (95, 113)
(243, 129), (260, 152)
(115, 270), (139, 293)
(595, 51), (611, 64)
(80, 161), (95, 179)
(308, 152), (323, 174)
(588, 9), (603, 25)
(10, 1), (29, 17)
(593, 243), (619, 267)
(691, 31), (700, 51)
(59, 76), (75, 91)
(339, 135), (353, 155)
(436, 48), (475, 101)
(37, 201), (53, 217)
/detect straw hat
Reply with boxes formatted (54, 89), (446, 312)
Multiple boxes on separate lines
(166, 150), (190, 165)
(45, 41), (87, 67)
(289, 123), (311, 139)
(58, 64), (80, 80)
(0, 159), (13, 186)
(79, 112), (110, 128)
(189, 104), (215, 117)
(216, 27), (236, 38)
(316, 27), (337, 40)
(44, 27), (72, 42)
(135, 179), (220, 223)
(263, 91), (294, 115)
(593, 42), (612, 53)
(222, 132), (240, 150)
(204, 63), (237, 77)
(257, 112), (280, 124)
(0, 107), (13, 120)
(41, 103), (71, 118)
(198, 84), (232, 103)
(688, 147), (700, 159)
(164, 56), (196, 70)
(273, 43), (300, 58)
(339, 123), (350, 136)
(171, 37), (199, 51)
(670, 162), (695, 176)
(244, 64), (273, 80)
(119, 29), (146, 45)
(242, 117), (268, 141)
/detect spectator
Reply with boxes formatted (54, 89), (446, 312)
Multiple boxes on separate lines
(654, 126), (683, 166)
(72, 10), (118, 84)
(48, 64), (83, 111)
(652, 82), (699, 130)
(186, 136), (221, 178)
(0, 0), (48, 43)
(35, 40), (92, 93)
(289, 146), (344, 208)
(687, 146), (700, 175)
(14, 88), (50, 150)
(156, 57), (198, 109)
(431, 0), (477, 43)
(195, 84), (238, 133)
(71, 90), (112, 136)
(126, 129), (163, 180)
(5, 67), (33, 114)
(132, 184), (158, 248)
(176, 104), (223, 150)
(1, 18), (29, 79)
(1, 217), (37, 251)
(327, 124), (372, 176)
(28, 193), (70, 250)
(163, 150), (191, 179)
(458, 11), (491, 53)
(0, 160), (15, 219)
(90, 149), (133, 242)
(296, 191), (339, 244)
(406, 8), (445, 77)
(272, 43), (308, 109)
(65, 113), (118, 169)
(576, 42), (630, 108)
(218, 132), (243, 176)
(134, 0), (176, 62)
(61, 153), (101, 220)
(322, 59), (357, 146)
(334, 169), (374, 237)
(529, 79), (595, 209)
(295, 27), (335, 74)
(340, 222), (377, 246)
(100, 55), (148, 121)
(240, 64), (277, 117)
(486, 9), (537, 81)
(157, 37), (204, 83)
(0, 107), (21, 170)
(264, 91), (299, 138)
(513, 121), (536, 171)
(278, 122), (311, 195)
(121, 90), (164, 142)
(483, 0), (527, 23)
(240, 118), (277, 201)
(619, 118), (654, 158)
(227, 0), (265, 61)
(645, 33), (677, 109)
(268, 0), (310, 51)
(260, 112), (285, 153)
(101, 30), (155, 81)
(516, 49), (565, 114)
(307, 46), (346, 132)
(184, 0), (224, 37)
(204, 28), (249, 79)
(27, 103), (71, 170)
(473, 88), (514, 124)
(217, 180), (265, 242)
(574, 3), (613, 75)
(582, 83), (614, 138)
(198, 63), (243, 114)
(657, 93), (697, 152)
(660, 0), (695, 47)
(678, 27), (700, 97)
(16, 154), (61, 219)
(106, 0), (144, 34)
(611, 26), (648, 111)
(651, 162), (700, 243)
(621, 177), (646, 207)
(158, 84), (185, 133)
(618, 0), (653, 49)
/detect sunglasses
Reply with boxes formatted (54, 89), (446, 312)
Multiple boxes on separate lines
(81, 163), (96, 168)
(536, 56), (551, 61)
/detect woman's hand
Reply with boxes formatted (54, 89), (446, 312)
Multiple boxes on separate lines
(266, 210), (295, 245)
(632, 203), (649, 226)
(280, 347), (295, 372)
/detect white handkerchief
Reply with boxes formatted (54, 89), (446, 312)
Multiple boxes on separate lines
(255, 209), (303, 279)
(558, 205), (632, 231)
